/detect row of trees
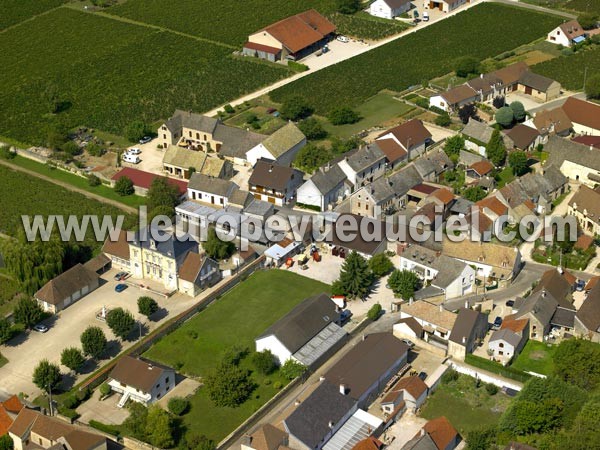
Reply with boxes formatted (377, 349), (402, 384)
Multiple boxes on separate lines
(331, 252), (420, 300)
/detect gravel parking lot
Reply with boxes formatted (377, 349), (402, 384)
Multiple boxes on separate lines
(124, 139), (165, 175)
(0, 268), (198, 398)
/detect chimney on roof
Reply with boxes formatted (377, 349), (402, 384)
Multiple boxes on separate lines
(319, 375), (325, 381)
(462, 336), (466, 344)
(420, 428), (426, 437)
(465, 300), (469, 309)
(362, 334), (366, 341)
(439, 304), (444, 312)
(409, 297), (414, 305)
(542, 289), (546, 298)
(339, 384), (347, 395)
(480, 74), (484, 79)
(148, 364), (153, 370)
(329, 421), (335, 429)
(269, 165), (274, 173)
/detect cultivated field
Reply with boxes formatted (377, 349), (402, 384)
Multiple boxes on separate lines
(107, 0), (338, 46)
(0, 7), (289, 145)
(270, 3), (563, 114)
(534, 46), (600, 90)
(0, 165), (136, 251)
(0, 0), (66, 30)
(144, 270), (329, 441)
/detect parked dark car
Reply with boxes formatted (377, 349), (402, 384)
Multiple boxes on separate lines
(576, 280), (586, 291)
(505, 299), (515, 307)
(114, 272), (129, 281)
(493, 316), (503, 329)
(33, 324), (48, 333)
(115, 284), (127, 293)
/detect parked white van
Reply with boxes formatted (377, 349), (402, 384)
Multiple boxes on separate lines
(423, 11), (429, 21)
(122, 153), (140, 164)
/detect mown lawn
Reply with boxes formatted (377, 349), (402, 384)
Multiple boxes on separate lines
(420, 373), (512, 435)
(271, 3), (563, 114)
(144, 270), (329, 441)
(6, 155), (146, 208)
(511, 340), (556, 376)
(145, 270), (329, 375)
(321, 92), (415, 139)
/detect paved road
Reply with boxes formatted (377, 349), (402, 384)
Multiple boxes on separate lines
(528, 91), (586, 115)
(501, 0), (576, 17)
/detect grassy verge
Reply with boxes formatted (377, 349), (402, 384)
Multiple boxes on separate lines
(5, 155), (146, 208)
(511, 340), (556, 376)
(465, 354), (532, 383)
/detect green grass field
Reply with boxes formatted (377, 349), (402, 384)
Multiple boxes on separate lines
(420, 373), (512, 435)
(321, 92), (415, 138)
(511, 340), (557, 376)
(0, 165), (136, 251)
(107, 0), (338, 46)
(0, 0), (66, 30)
(5, 155), (146, 208)
(533, 46), (600, 90)
(270, 3), (563, 114)
(144, 270), (329, 441)
(0, 7), (289, 145)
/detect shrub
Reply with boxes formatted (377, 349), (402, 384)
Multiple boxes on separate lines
(288, 61), (309, 72)
(435, 112), (451, 127)
(114, 176), (134, 196)
(99, 382), (111, 397)
(167, 397), (189, 416)
(62, 394), (79, 409)
(455, 56), (480, 77)
(0, 145), (15, 160)
(441, 369), (459, 384)
(223, 104), (235, 114)
(273, 381), (283, 390)
(298, 118), (327, 140)
(327, 107), (360, 125)
(222, 345), (249, 366)
(414, 97), (430, 109)
(88, 174), (101, 187)
(280, 96), (313, 121)
(486, 383), (499, 395)
(367, 303), (382, 321)
(251, 350), (277, 375)
(280, 359), (306, 380)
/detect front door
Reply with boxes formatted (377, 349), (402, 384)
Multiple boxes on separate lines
(525, 86), (532, 95)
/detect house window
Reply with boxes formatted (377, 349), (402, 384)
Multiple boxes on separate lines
(156, 383), (160, 388)
(220, 198), (224, 205)
(163, 134), (166, 139)
(196, 132), (200, 139)
(499, 343), (504, 348)
(189, 131), (192, 137)
(357, 202), (361, 208)
(366, 204), (369, 210)
(165, 377), (169, 384)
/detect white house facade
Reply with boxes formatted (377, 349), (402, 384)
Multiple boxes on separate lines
(369, 0), (411, 19)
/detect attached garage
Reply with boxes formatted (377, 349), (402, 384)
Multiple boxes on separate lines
(35, 263), (100, 313)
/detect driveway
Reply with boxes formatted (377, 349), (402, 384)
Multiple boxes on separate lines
(383, 411), (428, 449)
(125, 139), (166, 175)
(0, 268), (199, 398)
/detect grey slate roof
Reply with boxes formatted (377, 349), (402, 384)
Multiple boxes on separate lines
(413, 159), (437, 178)
(459, 149), (485, 167)
(284, 381), (356, 450)
(518, 71), (556, 92)
(248, 160), (304, 191)
(450, 197), (474, 215)
(551, 307), (575, 328)
(188, 173), (239, 197)
(402, 244), (468, 290)
(546, 135), (600, 172)
(132, 227), (199, 263)
(345, 144), (386, 172)
(164, 110), (219, 134)
(367, 165), (422, 203)
(311, 164), (348, 195)
(513, 290), (558, 328)
(402, 433), (440, 450)
(576, 283), (600, 332)
(213, 123), (266, 159)
(490, 328), (522, 347)
(257, 293), (340, 354)
(462, 118), (495, 144)
(449, 308), (484, 345)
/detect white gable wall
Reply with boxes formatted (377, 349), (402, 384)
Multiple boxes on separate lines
(246, 143), (275, 167)
(255, 334), (292, 365)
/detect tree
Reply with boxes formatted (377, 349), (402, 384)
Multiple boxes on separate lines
(204, 228), (235, 260)
(147, 177), (180, 212)
(367, 303), (382, 321)
(578, 13), (599, 29)
(508, 150), (528, 176)
(335, 251), (373, 299)
(298, 118), (327, 140)
(0, 145), (16, 160)
(495, 106), (514, 128)
(123, 402), (149, 440)
(61, 347), (85, 373)
(485, 129), (507, 166)
(458, 104), (477, 124)
(337, 0), (361, 14)
(510, 101), (526, 121)
(167, 396), (189, 416)
(88, 174), (101, 187)
(251, 350), (277, 375)
(388, 269), (420, 300)
(553, 339), (600, 390)
(466, 426), (497, 450)
(0, 318), (12, 345)
(138, 296), (159, 318)
(32, 359), (61, 393)
(327, 107), (360, 125)
(80, 326), (107, 359)
(444, 135), (465, 158)
(463, 186), (487, 202)
(492, 96), (505, 109)
(13, 298), (43, 329)
(435, 112), (451, 127)
(280, 96), (313, 121)
(585, 73), (600, 100)
(368, 253), (394, 278)
(114, 176), (134, 196)
(204, 362), (255, 407)
(183, 435), (215, 450)
(0, 434), (14, 450)
(280, 359), (306, 380)
(146, 405), (174, 448)
(294, 143), (331, 173)
(106, 307), (135, 340)
(86, 142), (105, 157)
(455, 56), (480, 78)
(330, 136), (361, 155)
(124, 121), (148, 143)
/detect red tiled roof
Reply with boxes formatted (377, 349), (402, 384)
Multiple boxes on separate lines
(501, 317), (528, 333)
(477, 196), (507, 217)
(111, 167), (187, 195)
(411, 183), (438, 195)
(259, 9), (335, 54)
(422, 416), (458, 450)
(352, 437), (383, 450)
(572, 135), (600, 149)
(376, 138), (407, 163)
(2, 395), (24, 414)
(431, 188), (454, 205)
(586, 276), (600, 291)
(243, 41), (281, 54)
(469, 160), (494, 176)
(0, 406), (13, 437)
(558, 20), (585, 39)
(562, 97), (600, 131)
(378, 119), (432, 149)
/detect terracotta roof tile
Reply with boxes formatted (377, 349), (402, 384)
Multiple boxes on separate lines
(501, 317), (529, 333)
(102, 229), (131, 261)
(375, 138), (407, 163)
(562, 97), (600, 131)
(431, 188), (454, 205)
(422, 416), (458, 450)
(2, 395), (24, 414)
(352, 437), (383, 450)
(111, 168), (187, 195)
(476, 196), (507, 217)
(0, 406), (13, 437)
(469, 160), (494, 176)
(378, 119), (432, 149)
